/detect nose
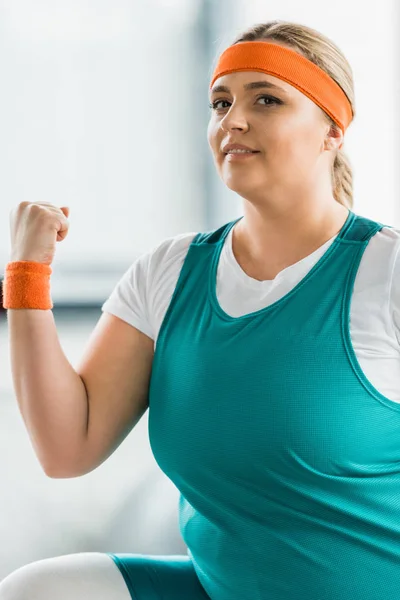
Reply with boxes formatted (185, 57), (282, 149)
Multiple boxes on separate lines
(220, 104), (249, 132)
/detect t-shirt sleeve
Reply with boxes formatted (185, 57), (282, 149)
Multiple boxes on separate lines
(100, 231), (198, 341)
(389, 235), (400, 347)
(101, 250), (153, 339)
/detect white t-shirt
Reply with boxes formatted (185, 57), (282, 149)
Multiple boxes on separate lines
(101, 221), (400, 403)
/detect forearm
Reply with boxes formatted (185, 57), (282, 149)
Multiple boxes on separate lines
(7, 308), (89, 476)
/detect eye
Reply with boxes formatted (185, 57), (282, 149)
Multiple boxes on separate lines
(257, 95), (280, 106)
(208, 95), (281, 111)
(208, 99), (229, 110)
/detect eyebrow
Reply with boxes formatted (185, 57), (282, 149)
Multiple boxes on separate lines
(209, 80), (287, 96)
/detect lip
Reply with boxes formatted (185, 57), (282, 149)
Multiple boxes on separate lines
(222, 142), (260, 153)
(224, 152), (259, 161)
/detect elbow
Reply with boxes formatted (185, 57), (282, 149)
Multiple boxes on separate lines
(42, 461), (83, 479)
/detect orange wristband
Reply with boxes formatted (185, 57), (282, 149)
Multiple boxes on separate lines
(2, 261), (53, 310)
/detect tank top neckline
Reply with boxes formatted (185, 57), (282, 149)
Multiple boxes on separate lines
(225, 225), (339, 290)
(208, 209), (355, 322)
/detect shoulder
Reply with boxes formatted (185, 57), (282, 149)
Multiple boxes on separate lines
(371, 224), (400, 259)
(101, 230), (199, 338)
(139, 230), (199, 299)
(360, 224), (400, 279)
(145, 231), (199, 271)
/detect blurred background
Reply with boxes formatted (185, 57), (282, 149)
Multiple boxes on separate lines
(0, 0), (399, 580)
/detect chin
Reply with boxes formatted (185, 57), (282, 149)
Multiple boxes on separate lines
(222, 178), (249, 193)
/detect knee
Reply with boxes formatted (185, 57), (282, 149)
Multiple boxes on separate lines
(0, 559), (54, 600)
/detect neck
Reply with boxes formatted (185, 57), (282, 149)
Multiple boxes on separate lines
(232, 199), (349, 278)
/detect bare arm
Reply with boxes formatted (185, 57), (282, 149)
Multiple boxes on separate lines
(7, 309), (154, 478)
(74, 311), (154, 477)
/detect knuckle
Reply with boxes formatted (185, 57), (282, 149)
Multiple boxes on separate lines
(16, 201), (30, 211)
(29, 203), (42, 211)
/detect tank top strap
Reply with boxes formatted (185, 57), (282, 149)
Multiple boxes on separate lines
(192, 217), (243, 246)
(193, 211), (392, 250)
(337, 211), (391, 244)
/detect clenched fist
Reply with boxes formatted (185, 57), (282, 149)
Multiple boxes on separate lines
(9, 201), (70, 266)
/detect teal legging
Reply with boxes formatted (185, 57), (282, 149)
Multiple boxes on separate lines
(106, 553), (211, 600)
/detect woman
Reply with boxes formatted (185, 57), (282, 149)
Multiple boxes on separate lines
(2, 19), (400, 600)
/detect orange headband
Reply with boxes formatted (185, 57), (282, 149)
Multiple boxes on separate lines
(210, 41), (353, 134)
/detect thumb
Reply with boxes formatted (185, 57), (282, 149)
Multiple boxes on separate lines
(60, 206), (70, 218)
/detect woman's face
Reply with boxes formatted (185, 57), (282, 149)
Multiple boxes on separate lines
(207, 67), (339, 202)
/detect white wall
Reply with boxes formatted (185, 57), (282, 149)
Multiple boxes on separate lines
(0, 0), (207, 302)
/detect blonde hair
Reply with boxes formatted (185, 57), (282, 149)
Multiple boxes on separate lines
(230, 20), (356, 209)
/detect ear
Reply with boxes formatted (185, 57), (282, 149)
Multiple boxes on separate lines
(324, 123), (344, 151)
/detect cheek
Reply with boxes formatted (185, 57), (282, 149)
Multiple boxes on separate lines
(271, 120), (315, 158)
(207, 121), (218, 150)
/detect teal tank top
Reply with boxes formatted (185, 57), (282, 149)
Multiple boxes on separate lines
(148, 210), (400, 599)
